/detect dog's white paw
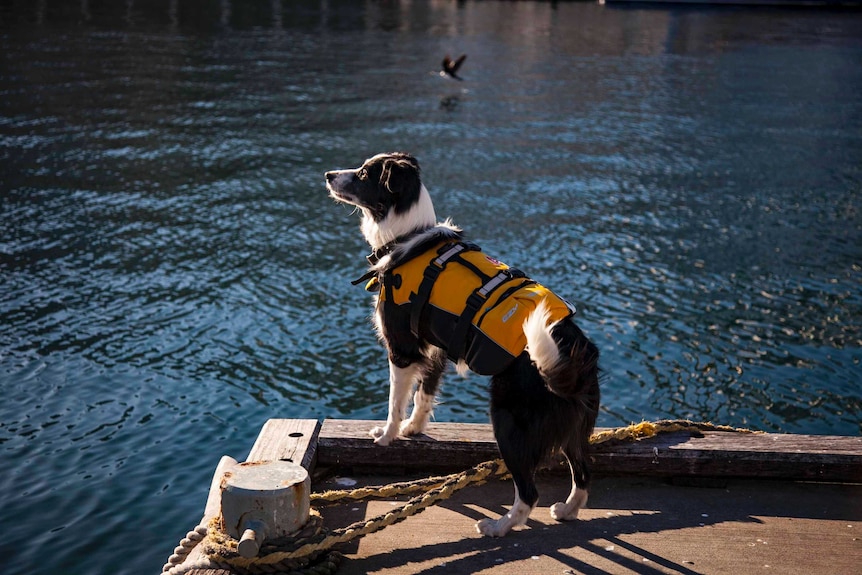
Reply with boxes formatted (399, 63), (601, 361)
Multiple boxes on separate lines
(476, 518), (502, 537)
(374, 435), (394, 446)
(550, 490), (587, 521)
(369, 426), (396, 446)
(477, 499), (531, 537)
(550, 502), (579, 522)
(399, 419), (425, 437)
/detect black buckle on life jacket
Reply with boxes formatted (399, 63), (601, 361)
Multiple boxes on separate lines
(423, 261), (445, 282)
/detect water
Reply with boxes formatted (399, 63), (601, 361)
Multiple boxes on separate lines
(1, 1), (860, 573)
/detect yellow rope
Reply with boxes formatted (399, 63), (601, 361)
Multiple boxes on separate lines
(588, 418), (761, 445)
(311, 471), (466, 505)
(179, 419), (758, 573)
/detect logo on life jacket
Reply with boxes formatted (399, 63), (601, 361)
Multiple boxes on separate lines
(501, 304), (519, 323)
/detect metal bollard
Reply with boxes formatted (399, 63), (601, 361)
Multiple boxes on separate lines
(219, 460), (310, 558)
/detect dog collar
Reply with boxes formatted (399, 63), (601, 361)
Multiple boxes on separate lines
(366, 245), (391, 267)
(365, 231), (419, 266)
(352, 229), (426, 288)
(366, 229), (423, 266)
(350, 237), (405, 290)
(350, 241), (401, 289)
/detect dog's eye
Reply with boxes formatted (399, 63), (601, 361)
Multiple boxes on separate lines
(357, 168), (368, 181)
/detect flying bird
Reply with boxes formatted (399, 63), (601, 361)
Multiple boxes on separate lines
(440, 54), (467, 81)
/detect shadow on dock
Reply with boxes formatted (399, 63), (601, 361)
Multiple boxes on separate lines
(322, 474), (860, 574)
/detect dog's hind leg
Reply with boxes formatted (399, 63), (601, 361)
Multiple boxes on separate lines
(477, 483), (534, 538)
(400, 348), (446, 437)
(370, 360), (423, 446)
(476, 409), (540, 537)
(550, 440), (590, 521)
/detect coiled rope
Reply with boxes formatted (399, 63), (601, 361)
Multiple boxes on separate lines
(162, 419), (757, 575)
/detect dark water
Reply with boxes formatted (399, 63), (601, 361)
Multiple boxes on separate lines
(1, 1), (861, 574)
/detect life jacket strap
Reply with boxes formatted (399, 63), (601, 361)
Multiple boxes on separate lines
(447, 268), (525, 363)
(352, 269), (378, 287)
(408, 242), (477, 336)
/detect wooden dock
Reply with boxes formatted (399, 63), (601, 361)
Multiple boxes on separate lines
(173, 419), (862, 575)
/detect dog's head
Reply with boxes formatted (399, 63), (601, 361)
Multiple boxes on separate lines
(325, 152), (422, 220)
(326, 152), (437, 248)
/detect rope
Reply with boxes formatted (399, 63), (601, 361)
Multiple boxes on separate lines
(310, 470), (489, 505)
(589, 418), (761, 445)
(162, 419), (756, 574)
(162, 525), (207, 572)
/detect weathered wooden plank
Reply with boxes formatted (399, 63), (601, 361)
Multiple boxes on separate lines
(318, 419), (498, 473)
(593, 429), (862, 482)
(316, 419), (862, 482)
(246, 418), (320, 469)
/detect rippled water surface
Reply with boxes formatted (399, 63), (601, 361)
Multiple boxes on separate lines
(2, 1), (861, 574)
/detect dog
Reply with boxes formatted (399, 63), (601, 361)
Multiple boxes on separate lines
(325, 152), (600, 537)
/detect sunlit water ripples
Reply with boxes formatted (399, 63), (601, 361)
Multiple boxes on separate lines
(1, 2), (861, 575)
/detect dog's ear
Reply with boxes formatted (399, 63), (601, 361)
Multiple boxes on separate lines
(380, 155), (421, 197)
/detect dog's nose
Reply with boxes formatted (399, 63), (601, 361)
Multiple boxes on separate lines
(325, 171), (336, 182)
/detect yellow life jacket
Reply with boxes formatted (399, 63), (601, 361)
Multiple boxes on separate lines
(377, 240), (575, 375)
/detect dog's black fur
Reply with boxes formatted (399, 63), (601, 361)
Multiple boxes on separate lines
(326, 152), (600, 537)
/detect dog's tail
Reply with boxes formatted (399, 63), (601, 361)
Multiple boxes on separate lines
(523, 300), (599, 398)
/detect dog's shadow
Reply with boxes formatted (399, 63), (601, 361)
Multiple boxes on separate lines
(327, 475), (769, 575)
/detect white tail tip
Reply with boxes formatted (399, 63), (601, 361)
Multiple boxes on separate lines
(523, 300), (561, 375)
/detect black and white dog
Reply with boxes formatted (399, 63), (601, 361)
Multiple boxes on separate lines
(325, 152), (600, 537)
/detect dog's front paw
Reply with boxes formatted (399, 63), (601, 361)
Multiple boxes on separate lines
(476, 518), (502, 537)
(369, 426), (396, 446)
(550, 502), (578, 522)
(399, 418), (426, 437)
